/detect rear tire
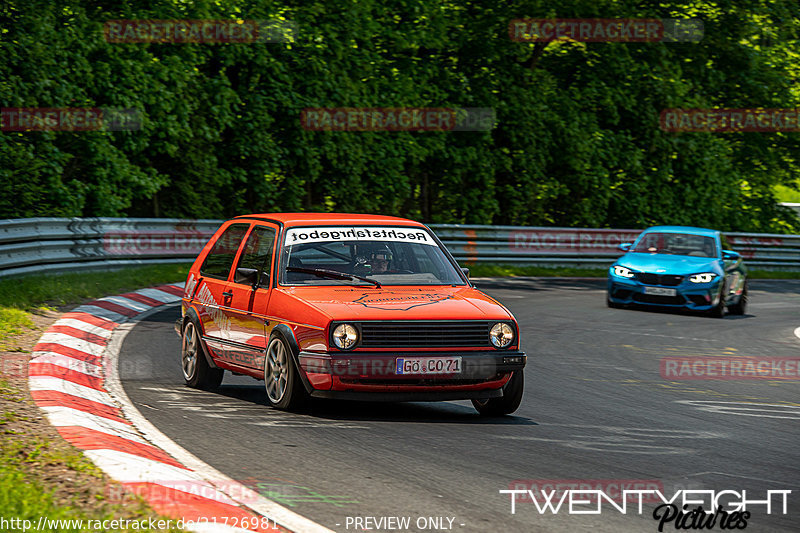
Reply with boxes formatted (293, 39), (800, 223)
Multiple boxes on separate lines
(181, 320), (223, 390)
(264, 335), (308, 411)
(728, 282), (748, 315)
(472, 371), (524, 416)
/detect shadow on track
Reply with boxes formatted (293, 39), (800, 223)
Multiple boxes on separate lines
(211, 384), (538, 426)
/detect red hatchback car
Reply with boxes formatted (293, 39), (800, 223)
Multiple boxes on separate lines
(177, 213), (526, 415)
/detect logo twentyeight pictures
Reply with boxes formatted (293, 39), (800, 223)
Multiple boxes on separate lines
(500, 486), (791, 530)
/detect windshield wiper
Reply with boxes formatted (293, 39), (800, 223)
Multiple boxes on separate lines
(286, 266), (381, 288)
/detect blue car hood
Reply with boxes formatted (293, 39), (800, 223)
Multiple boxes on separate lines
(616, 253), (721, 275)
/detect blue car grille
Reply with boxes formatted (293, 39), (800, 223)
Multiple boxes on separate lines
(636, 273), (684, 286)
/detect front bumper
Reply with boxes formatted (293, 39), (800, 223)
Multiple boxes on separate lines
(296, 350), (526, 400)
(607, 276), (721, 310)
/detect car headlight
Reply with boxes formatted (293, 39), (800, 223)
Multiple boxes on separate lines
(689, 273), (717, 283)
(332, 323), (358, 349)
(490, 323), (515, 348)
(613, 266), (634, 278)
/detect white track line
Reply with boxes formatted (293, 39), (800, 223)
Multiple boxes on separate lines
(38, 406), (144, 443)
(105, 302), (334, 533)
(34, 333), (107, 355)
(794, 326), (800, 340)
(53, 318), (116, 338)
(136, 287), (185, 303)
(29, 376), (118, 406)
(29, 354), (102, 377)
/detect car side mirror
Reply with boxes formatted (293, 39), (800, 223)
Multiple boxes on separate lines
(234, 267), (260, 287)
(618, 243), (632, 252)
(461, 267), (470, 279)
(722, 250), (740, 261)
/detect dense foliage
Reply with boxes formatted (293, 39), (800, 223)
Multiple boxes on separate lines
(1, 0), (799, 231)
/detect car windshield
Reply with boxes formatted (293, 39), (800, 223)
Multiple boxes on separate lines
(279, 226), (466, 286)
(632, 232), (717, 258)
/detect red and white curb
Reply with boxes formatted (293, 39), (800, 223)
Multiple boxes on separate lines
(29, 283), (332, 533)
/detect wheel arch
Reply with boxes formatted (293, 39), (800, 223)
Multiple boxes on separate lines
(268, 323), (314, 394)
(182, 305), (220, 369)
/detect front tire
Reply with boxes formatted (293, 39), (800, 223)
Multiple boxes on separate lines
(182, 320), (223, 390)
(728, 282), (748, 315)
(472, 371), (524, 416)
(708, 291), (726, 319)
(264, 336), (308, 411)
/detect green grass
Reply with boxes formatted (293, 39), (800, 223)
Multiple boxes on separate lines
(0, 263), (190, 348)
(0, 418), (184, 532)
(467, 264), (800, 279)
(775, 183), (800, 203)
(0, 263), (191, 311)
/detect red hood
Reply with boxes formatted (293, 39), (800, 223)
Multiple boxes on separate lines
(275, 285), (513, 321)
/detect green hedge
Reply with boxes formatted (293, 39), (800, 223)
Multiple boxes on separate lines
(2, 0), (799, 232)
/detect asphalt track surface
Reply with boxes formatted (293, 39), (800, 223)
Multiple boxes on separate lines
(120, 279), (800, 533)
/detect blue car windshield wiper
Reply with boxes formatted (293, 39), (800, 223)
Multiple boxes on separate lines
(286, 266), (381, 288)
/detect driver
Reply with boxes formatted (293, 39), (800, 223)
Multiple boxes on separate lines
(369, 244), (393, 273)
(356, 243), (393, 273)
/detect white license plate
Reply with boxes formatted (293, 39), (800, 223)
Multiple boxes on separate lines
(644, 286), (677, 296)
(396, 357), (462, 375)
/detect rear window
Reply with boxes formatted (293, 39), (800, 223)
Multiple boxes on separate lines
(200, 223), (249, 279)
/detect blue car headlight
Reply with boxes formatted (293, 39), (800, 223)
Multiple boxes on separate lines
(613, 266), (635, 278)
(689, 273), (717, 283)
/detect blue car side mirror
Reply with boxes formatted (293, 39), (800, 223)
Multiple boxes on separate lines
(722, 250), (740, 261)
(618, 243), (632, 252)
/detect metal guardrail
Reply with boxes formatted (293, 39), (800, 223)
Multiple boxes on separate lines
(433, 224), (800, 270)
(0, 218), (222, 277)
(0, 218), (798, 277)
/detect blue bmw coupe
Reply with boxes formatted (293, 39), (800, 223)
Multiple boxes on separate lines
(607, 226), (748, 317)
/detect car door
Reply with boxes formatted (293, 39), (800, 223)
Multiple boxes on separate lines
(195, 222), (251, 360)
(223, 223), (279, 372)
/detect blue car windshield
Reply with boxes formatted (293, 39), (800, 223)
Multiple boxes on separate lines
(633, 233), (717, 258)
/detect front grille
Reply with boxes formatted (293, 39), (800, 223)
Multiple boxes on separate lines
(358, 321), (492, 348)
(636, 273), (684, 286)
(633, 293), (685, 305)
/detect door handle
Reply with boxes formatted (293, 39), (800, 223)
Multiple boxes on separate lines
(222, 291), (233, 298)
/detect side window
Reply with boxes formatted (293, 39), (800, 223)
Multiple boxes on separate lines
(720, 235), (731, 251)
(235, 226), (276, 288)
(200, 223), (249, 280)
